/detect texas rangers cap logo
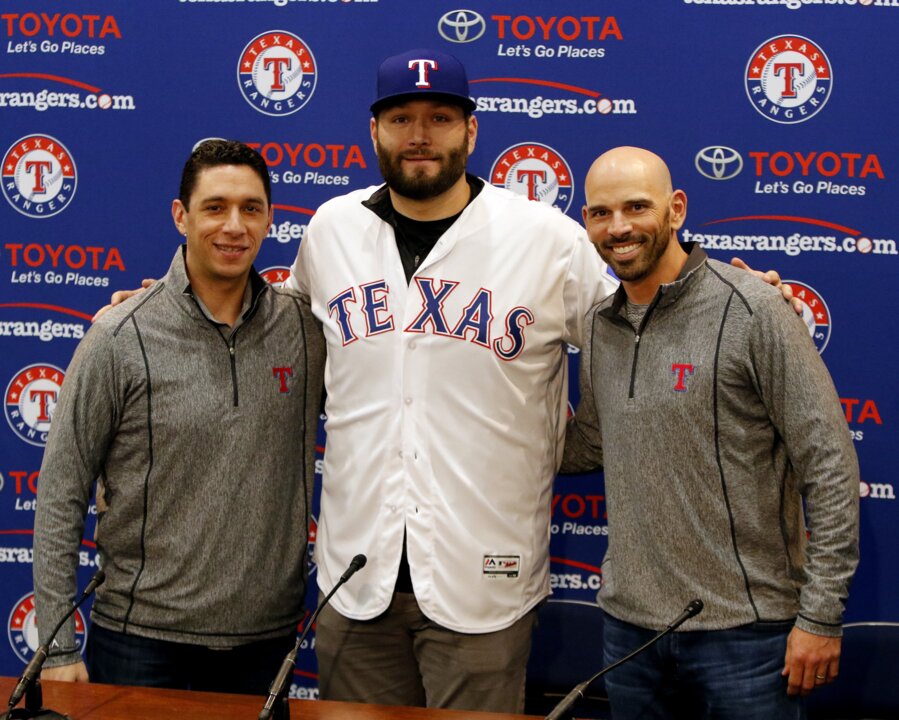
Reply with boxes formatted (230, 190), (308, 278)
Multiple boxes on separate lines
(490, 142), (574, 213)
(745, 35), (832, 124)
(5, 364), (65, 447)
(784, 280), (831, 353)
(8, 592), (87, 664)
(2, 135), (77, 218)
(237, 30), (318, 116)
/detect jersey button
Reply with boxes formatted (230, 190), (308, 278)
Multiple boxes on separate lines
(404, 397), (413, 405)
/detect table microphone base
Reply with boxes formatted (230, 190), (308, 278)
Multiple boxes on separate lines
(1, 680), (70, 720)
(0, 710), (69, 720)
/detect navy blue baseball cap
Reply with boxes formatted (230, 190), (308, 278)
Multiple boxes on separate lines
(370, 48), (476, 115)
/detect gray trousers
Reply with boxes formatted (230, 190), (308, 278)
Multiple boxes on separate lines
(315, 591), (537, 712)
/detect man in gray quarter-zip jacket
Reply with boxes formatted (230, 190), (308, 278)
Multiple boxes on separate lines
(564, 147), (859, 720)
(32, 140), (325, 694)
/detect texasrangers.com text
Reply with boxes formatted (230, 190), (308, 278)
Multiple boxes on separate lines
(0, 89), (135, 111)
(682, 229), (898, 256)
(474, 94), (636, 118)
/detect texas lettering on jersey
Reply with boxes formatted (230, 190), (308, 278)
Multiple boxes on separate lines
(327, 277), (535, 361)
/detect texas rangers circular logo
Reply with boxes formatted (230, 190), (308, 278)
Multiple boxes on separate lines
(745, 35), (832, 124)
(784, 281), (831, 353)
(260, 266), (292, 287)
(237, 30), (318, 116)
(695, 146), (743, 181)
(8, 592), (86, 664)
(5, 364), (65, 447)
(2, 135), (77, 218)
(490, 143), (574, 213)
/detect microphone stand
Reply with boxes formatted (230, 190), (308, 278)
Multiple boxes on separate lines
(544, 599), (704, 720)
(259, 554), (367, 720)
(2, 570), (106, 720)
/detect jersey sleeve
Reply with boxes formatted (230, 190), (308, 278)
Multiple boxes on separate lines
(295, 295), (326, 517)
(33, 323), (121, 668)
(562, 228), (618, 348)
(561, 307), (604, 473)
(747, 294), (859, 637)
(285, 213), (317, 296)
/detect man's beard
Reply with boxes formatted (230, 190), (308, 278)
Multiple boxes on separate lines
(598, 209), (671, 283)
(376, 135), (469, 201)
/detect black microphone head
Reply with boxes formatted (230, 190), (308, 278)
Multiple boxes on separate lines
(352, 554), (367, 570)
(94, 569), (107, 585)
(686, 599), (704, 617)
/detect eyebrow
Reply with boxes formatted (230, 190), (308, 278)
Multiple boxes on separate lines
(586, 196), (655, 212)
(385, 103), (461, 115)
(198, 195), (266, 205)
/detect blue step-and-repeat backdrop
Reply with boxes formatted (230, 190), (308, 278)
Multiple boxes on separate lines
(1, 0), (896, 698)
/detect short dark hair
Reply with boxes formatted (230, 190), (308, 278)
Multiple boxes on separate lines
(179, 139), (271, 210)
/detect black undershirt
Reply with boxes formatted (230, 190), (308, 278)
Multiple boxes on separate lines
(392, 175), (482, 282)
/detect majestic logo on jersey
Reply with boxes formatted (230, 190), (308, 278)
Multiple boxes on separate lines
(671, 363), (695, 392)
(327, 279), (535, 361)
(490, 142), (574, 212)
(237, 31), (317, 116)
(2, 135), (77, 218)
(745, 35), (832, 124)
(438, 10), (487, 43)
(5, 364), (64, 447)
(260, 266), (292, 286)
(695, 146), (743, 180)
(784, 281), (831, 353)
(8, 592), (86, 664)
(483, 555), (520, 578)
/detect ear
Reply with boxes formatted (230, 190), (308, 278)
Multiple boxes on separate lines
(669, 189), (688, 231)
(581, 204), (589, 227)
(370, 116), (379, 154)
(172, 199), (187, 237)
(466, 114), (478, 155)
(265, 204), (274, 236)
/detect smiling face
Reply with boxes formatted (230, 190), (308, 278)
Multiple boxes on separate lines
(371, 99), (477, 202)
(582, 147), (687, 301)
(172, 164), (273, 290)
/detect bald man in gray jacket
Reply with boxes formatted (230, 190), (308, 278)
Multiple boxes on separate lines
(565, 146), (858, 720)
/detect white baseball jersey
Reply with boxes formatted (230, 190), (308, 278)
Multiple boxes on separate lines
(288, 181), (617, 633)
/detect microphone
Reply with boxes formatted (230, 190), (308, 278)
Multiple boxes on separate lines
(544, 598), (703, 720)
(3, 569), (106, 720)
(339, 554), (367, 583)
(258, 554), (367, 720)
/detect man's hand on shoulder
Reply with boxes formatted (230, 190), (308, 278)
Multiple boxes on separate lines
(41, 661), (89, 683)
(92, 278), (157, 322)
(782, 626), (841, 696)
(730, 257), (803, 314)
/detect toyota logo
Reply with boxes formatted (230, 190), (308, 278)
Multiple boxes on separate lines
(695, 146), (743, 180)
(438, 10), (486, 43)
